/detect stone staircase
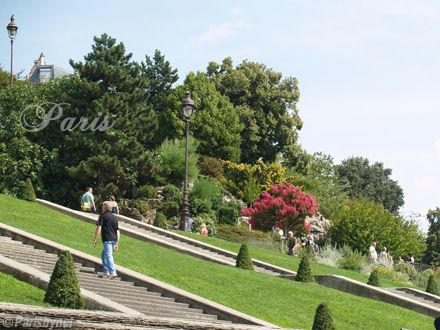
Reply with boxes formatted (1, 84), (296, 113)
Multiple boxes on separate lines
(385, 287), (440, 310)
(118, 220), (284, 276)
(0, 235), (228, 323)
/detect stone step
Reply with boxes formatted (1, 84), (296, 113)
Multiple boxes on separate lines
(94, 288), (174, 303)
(103, 296), (195, 313)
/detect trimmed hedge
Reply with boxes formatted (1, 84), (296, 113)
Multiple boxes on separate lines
(367, 268), (383, 287)
(20, 178), (36, 202)
(295, 253), (314, 283)
(426, 274), (440, 296)
(312, 302), (336, 330)
(44, 250), (85, 309)
(236, 244), (254, 270)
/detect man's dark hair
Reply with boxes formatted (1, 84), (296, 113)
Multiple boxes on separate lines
(434, 316), (440, 330)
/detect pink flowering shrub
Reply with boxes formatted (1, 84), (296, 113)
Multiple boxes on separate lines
(241, 183), (319, 237)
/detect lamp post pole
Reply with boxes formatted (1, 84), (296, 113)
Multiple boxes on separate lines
(179, 92), (195, 232)
(6, 15), (18, 87)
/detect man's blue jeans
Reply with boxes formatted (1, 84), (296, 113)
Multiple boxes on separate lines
(101, 241), (117, 275)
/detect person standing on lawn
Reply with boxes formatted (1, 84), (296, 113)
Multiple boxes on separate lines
(81, 187), (96, 213)
(93, 201), (119, 279)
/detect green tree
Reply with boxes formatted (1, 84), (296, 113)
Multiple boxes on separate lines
(329, 198), (425, 258)
(44, 250), (85, 309)
(423, 208), (440, 266)
(142, 49), (178, 115)
(295, 253), (314, 283)
(367, 268), (383, 287)
(335, 156), (404, 213)
(236, 244), (254, 270)
(65, 34), (157, 199)
(156, 136), (199, 186)
(207, 57), (302, 164)
(0, 85), (59, 197)
(156, 72), (242, 162)
(426, 274), (440, 296)
(312, 302), (336, 330)
(20, 178), (36, 202)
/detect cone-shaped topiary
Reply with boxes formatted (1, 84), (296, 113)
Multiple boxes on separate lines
(312, 302), (336, 330)
(20, 178), (36, 202)
(153, 212), (168, 230)
(44, 250), (85, 309)
(367, 268), (383, 287)
(236, 244), (254, 270)
(295, 253), (315, 282)
(426, 274), (440, 296)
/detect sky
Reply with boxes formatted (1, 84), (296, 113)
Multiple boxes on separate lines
(1, 0), (439, 232)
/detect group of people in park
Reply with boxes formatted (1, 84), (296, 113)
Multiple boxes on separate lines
(285, 230), (319, 257)
(369, 241), (415, 265)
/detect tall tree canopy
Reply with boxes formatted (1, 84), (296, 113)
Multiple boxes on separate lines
(156, 71), (243, 162)
(335, 156), (404, 213)
(206, 57), (303, 164)
(423, 208), (440, 266)
(66, 34), (157, 200)
(142, 49), (178, 116)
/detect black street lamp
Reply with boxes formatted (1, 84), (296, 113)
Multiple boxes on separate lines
(180, 92), (195, 232)
(6, 15), (18, 87)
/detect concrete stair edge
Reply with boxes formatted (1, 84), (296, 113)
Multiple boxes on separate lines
(0, 255), (143, 315)
(0, 221), (279, 328)
(36, 199), (296, 276)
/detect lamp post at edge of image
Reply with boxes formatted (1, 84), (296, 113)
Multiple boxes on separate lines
(180, 91), (195, 232)
(6, 15), (18, 87)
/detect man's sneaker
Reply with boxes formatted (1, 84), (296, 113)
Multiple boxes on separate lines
(103, 272), (109, 278)
(109, 273), (117, 280)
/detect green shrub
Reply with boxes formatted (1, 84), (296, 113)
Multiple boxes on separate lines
(216, 224), (273, 243)
(338, 257), (362, 272)
(218, 205), (238, 225)
(156, 137), (199, 186)
(161, 184), (183, 204)
(157, 201), (180, 218)
(295, 253), (315, 283)
(393, 262), (417, 278)
(199, 157), (224, 180)
(337, 245), (363, 272)
(138, 184), (157, 199)
(236, 244), (254, 270)
(312, 302), (336, 330)
(190, 198), (212, 217)
(153, 212), (168, 230)
(426, 275), (440, 296)
(158, 185), (183, 218)
(189, 177), (222, 200)
(20, 178), (36, 202)
(129, 199), (151, 214)
(44, 250), (85, 309)
(367, 268), (383, 287)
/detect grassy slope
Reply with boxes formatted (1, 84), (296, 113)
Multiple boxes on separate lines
(0, 195), (433, 330)
(176, 232), (420, 289)
(0, 272), (52, 307)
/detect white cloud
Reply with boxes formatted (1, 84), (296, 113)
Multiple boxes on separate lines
(228, 7), (242, 16)
(198, 20), (248, 43)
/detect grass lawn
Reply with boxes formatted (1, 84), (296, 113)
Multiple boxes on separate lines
(0, 194), (434, 330)
(176, 231), (421, 289)
(0, 272), (52, 307)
